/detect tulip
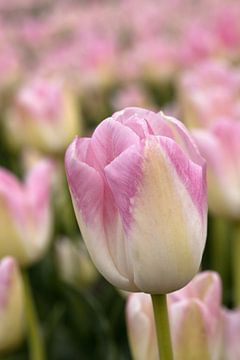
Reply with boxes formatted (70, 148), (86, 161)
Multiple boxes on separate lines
(126, 271), (222, 360)
(6, 78), (81, 153)
(65, 107), (207, 293)
(0, 257), (25, 352)
(127, 292), (158, 360)
(193, 119), (240, 219)
(221, 308), (240, 360)
(169, 271), (222, 360)
(55, 237), (98, 289)
(179, 61), (240, 129)
(0, 160), (53, 265)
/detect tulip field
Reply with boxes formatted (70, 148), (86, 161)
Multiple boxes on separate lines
(1, 0), (240, 359)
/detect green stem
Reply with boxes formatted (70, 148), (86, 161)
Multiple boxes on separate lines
(210, 217), (230, 302)
(232, 222), (240, 306)
(22, 270), (46, 360)
(151, 294), (174, 360)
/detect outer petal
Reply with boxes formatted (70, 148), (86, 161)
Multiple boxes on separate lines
(65, 138), (136, 291)
(171, 299), (212, 360)
(107, 135), (207, 293)
(169, 271), (222, 355)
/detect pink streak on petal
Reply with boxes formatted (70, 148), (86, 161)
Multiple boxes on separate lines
(65, 139), (104, 225)
(163, 114), (206, 166)
(159, 136), (207, 220)
(104, 143), (144, 232)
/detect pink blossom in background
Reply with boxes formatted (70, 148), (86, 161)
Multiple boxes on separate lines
(6, 77), (81, 153)
(179, 61), (240, 128)
(193, 119), (240, 218)
(126, 271), (222, 360)
(0, 160), (54, 265)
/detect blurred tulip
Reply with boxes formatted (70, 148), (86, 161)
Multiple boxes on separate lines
(6, 78), (81, 153)
(169, 271), (222, 360)
(126, 271), (222, 360)
(65, 107), (207, 293)
(0, 257), (25, 352)
(179, 61), (240, 128)
(193, 119), (240, 218)
(221, 308), (240, 360)
(126, 292), (158, 360)
(0, 160), (53, 265)
(55, 238), (98, 289)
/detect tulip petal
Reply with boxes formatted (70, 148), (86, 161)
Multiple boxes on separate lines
(65, 139), (136, 291)
(104, 142), (144, 231)
(128, 137), (206, 293)
(171, 299), (211, 360)
(159, 136), (207, 220)
(91, 118), (140, 169)
(126, 293), (158, 360)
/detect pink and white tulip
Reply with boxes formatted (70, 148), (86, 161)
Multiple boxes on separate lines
(0, 160), (53, 265)
(126, 271), (222, 360)
(65, 107), (207, 293)
(6, 78), (81, 153)
(193, 119), (240, 218)
(0, 257), (25, 352)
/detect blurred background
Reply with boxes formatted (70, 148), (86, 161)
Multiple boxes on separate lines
(0, 0), (240, 359)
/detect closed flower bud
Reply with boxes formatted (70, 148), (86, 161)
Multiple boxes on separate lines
(65, 107), (207, 293)
(55, 238), (98, 289)
(126, 272), (222, 360)
(193, 119), (240, 218)
(6, 78), (81, 153)
(0, 160), (53, 265)
(179, 61), (240, 129)
(0, 257), (25, 352)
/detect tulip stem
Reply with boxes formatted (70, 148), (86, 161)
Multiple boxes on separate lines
(233, 222), (240, 306)
(151, 294), (174, 360)
(23, 271), (46, 360)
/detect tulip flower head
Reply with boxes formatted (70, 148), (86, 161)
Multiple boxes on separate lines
(0, 257), (25, 352)
(126, 271), (222, 360)
(193, 119), (240, 218)
(179, 61), (240, 128)
(6, 78), (80, 153)
(0, 160), (53, 265)
(65, 107), (207, 293)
